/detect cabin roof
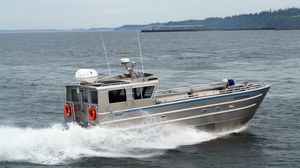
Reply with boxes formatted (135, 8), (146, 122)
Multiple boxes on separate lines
(66, 71), (158, 89)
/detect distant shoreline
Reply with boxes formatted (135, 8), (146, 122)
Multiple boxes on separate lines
(120, 8), (300, 32)
(140, 27), (276, 33)
(2, 28), (300, 34)
(141, 27), (300, 33)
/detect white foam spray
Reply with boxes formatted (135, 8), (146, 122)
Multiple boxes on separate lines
(0, 123), (247, 165)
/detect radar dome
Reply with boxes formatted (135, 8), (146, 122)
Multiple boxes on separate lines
(75, 69), (98, 83)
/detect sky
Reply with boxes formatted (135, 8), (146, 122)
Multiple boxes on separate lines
(1, 0), (300, 30)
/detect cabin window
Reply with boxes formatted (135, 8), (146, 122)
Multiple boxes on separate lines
(91, 91), (98, 104)
(109, 89), (127, 103)
(81, 89), (88, 103)
(133, 86), (154, 100)
(143, 86), (154, 98)
(71, 89), (79, 102)
(133, 88), (142, 99)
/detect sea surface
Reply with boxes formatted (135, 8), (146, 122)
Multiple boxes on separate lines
(0, 30), (299, 168)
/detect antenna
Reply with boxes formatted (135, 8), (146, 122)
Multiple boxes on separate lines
(136, 29), (145, 77)
(100, 32), (111, 75)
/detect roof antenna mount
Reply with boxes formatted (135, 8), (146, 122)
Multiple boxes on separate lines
(121, 58), (138, 79)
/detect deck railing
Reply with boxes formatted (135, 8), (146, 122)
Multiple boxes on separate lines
(155, 83), (265, 103)
(156, 82), (223, 95)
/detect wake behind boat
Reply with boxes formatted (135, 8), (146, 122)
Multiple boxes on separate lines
(64, 58), (270, 132)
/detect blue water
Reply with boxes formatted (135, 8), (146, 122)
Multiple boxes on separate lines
(0, 30), (299, 167)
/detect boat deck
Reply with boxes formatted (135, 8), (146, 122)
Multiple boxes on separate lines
(155, 83), (265, 103)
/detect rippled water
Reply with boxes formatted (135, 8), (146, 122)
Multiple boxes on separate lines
(0, 31), (299, 167)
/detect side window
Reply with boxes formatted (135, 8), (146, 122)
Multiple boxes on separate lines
(71, 89), (79, 102)
(143, 86), (154, 98)
(133, 88), (142, 100)
(91, 91), (98, 104)
(81, 89), (88, 103)
(133, 86), (154, 100)
(109, 89), (127, 103)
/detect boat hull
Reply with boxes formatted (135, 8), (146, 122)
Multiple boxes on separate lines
(95, 85), (270, 132)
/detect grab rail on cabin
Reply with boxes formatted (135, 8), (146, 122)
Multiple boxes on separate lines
(66, 101), (75, 121)
(67, 79), (157, 87)
(101, 82), (130, 87)
(88, 104), (98, 110)
(66, 81), (130, 87)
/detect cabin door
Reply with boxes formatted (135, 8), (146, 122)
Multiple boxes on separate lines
(70, 87), (81, 122)
(80, 88), (89, 122)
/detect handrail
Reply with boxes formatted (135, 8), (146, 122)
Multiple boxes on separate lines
(155, 83), (265, 103)
(66, 101), (75, 121)
(157, 83), (264, 95)
(67, 81), (131, 87)
(101, 81), (130, 86)
(156, 82), (222, 94)
(88, 104), (98, 111)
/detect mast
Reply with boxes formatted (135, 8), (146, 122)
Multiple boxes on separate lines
(136, 29), (145, 77)
(100, 32), (111, 76)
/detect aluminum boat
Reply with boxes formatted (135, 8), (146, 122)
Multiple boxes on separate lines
(64, 58), (270, 132)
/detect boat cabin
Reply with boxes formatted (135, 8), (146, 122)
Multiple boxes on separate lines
(65, 58), (159, 123)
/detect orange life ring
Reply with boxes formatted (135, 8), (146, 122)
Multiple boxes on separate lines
(88, 107), (97, 121)
(64, 104), (72, 117)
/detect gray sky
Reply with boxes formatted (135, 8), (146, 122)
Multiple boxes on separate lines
(1, 0), (300, 29)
